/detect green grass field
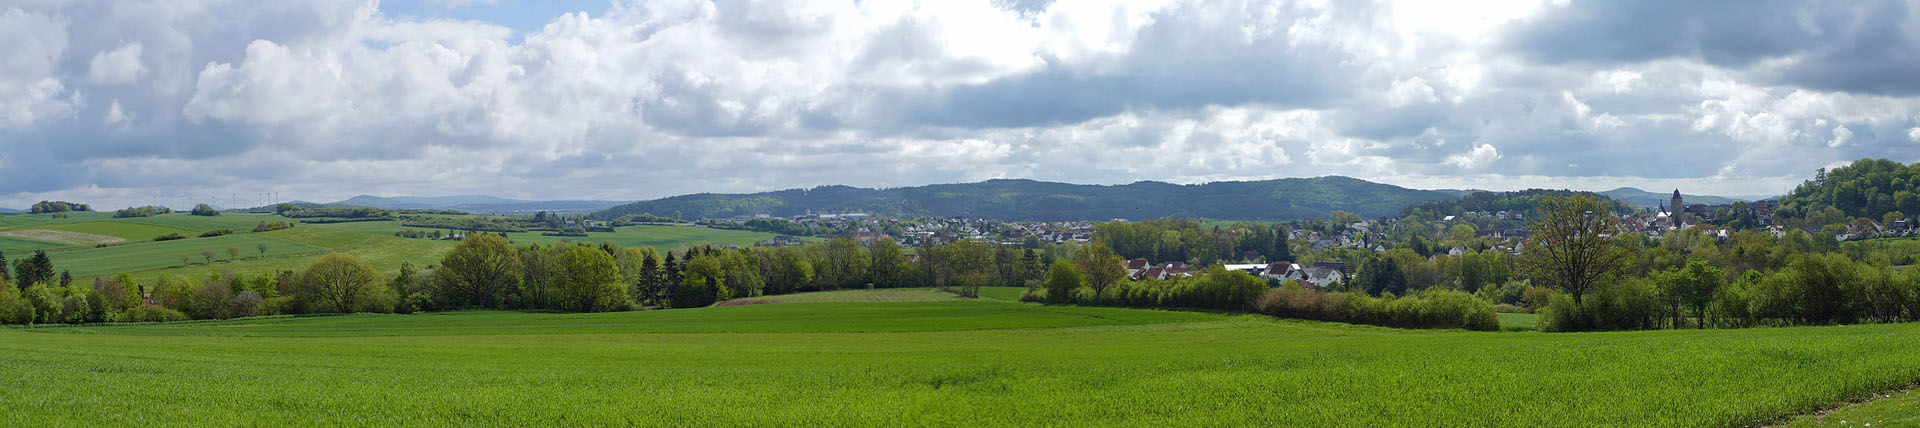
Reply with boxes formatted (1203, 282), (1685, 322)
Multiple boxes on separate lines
(0, 212), (286, 231)
(721, 288), (970, 305)
(38, 221), (195, 241)
(1498, 313), (1538, 331)
(48, 234), (329, 277)
(978, 286), (1028, 301)
(6, 299), (1920, 426)
(0, 235), (69, 253)
(106, 229), (454, 286)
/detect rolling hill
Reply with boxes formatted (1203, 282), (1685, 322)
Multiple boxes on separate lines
(593, 176), (1458, 221)
(329, 195), (628, 213)
(1600, 187), (1753, 208)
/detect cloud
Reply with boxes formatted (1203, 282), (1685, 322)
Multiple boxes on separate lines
(87, 42), (145, 84)
(1445, 144), (1502, 169)
(1828, 125), (1853, 148)
(3, 0), (1920, 209)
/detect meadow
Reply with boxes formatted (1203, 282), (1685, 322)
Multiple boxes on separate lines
(46, 233), (328, 277)
(5, 294), (1920, 426)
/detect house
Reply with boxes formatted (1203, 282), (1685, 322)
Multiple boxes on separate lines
(1304, 267), (1345, 289)
(1447, 246), (1469, 257)
(1262, 262), (1305, 284)
(1311, 261), (1349, 277)
(1222, 264), (1267, 275)
(1126, 258), (1150, 278)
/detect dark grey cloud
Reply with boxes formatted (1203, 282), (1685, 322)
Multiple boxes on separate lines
(1505, 0), (1920, 95)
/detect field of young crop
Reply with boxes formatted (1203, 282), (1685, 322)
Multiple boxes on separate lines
(37, 221), (196, 241)
(101, 230), (454, 286)
(1786, 388), (1920, 427)
(5, 299), (1919, 426)
(0, 235), (71, 253)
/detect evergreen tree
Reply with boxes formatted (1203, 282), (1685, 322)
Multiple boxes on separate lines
(59, 270), (72, 288)
(663, 252), (681, 299)
(637, 253), (662, 306)
(1272, 226), (1294, 262)
(0, 250), (9, 288)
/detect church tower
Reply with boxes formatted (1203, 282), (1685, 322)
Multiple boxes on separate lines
(1670, 189), (1684, 227)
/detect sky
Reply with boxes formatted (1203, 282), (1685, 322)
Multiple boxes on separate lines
(3, 0), (1920, 209)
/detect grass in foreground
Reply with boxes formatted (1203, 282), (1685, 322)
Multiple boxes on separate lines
(6, 300), (1920, 426)
(1785, 388), (1920, 427)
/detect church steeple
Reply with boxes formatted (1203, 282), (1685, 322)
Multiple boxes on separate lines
(1670, 190), (1684, 226)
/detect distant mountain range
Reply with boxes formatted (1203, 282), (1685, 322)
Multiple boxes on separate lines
(0, 207), (22, 214)
(592, 177), (1459, 222)
(327, 195), (628, 214)
(1598, 188), (1757, 209)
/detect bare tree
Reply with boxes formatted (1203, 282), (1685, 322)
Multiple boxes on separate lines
(1521, 195), (1628, 305)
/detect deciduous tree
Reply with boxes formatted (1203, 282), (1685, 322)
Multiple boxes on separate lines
(1523, 195), (1629, 305)
(295, 254), (385, 313)
(433, 233), (523, 309)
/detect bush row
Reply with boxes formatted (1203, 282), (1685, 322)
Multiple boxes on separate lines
(1256, 286), (1500, 331)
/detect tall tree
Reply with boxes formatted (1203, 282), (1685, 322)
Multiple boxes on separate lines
(552, 245), (629, 312)
(634, 248), (664, 306)
(1522, 194), (1629, 305)
(1073, 242), (1126, 292)
(868, 237), (908, 287)
(13, 250), (54, 289)
(295, 254), (386, 313)
(1043, 259), (1085, 304)
(432, 233), (523, 309)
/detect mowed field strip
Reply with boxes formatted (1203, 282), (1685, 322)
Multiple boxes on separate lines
(6, 295), (1920, 426)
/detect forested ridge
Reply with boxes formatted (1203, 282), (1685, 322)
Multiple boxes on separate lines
(594, 176), (1455, 221)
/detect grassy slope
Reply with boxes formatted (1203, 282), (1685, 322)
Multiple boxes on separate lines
(6, 302), (1920, 426)
(103, 227), (454, 285)
(47, 234), (328, 277)
(0, 212), (286, 231)
(39, 221), (196, 241)
(0, 235), (68, 253)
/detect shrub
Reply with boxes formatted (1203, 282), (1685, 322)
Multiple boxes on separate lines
(1020, 288), (1048, 303)
(120, 306), (190, 323)
(228, 290), (264, 318)
(197, 229), (234, 238)
(1539, 280), (1661, 332)
(253, 221), (294, 232)
(1521, 286), (1553, 310)
(0, 287), (35, 324)
(26, 284), (61, 324)
(153, 233), (187, 241)
(1256, 287), (1498, 331)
